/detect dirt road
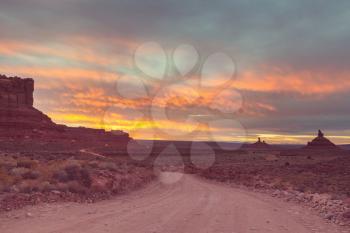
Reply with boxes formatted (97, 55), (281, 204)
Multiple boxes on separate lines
(0, 173), (346, 233)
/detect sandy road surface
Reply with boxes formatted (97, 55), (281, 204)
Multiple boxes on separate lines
(0, 173), (347, 233)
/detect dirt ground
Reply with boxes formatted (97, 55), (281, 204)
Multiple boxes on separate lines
(0, 173), (347, 233)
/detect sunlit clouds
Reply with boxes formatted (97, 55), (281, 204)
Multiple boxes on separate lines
(1, 0), (350, 144)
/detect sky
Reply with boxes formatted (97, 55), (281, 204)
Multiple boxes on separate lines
(1, 0), (350, 144)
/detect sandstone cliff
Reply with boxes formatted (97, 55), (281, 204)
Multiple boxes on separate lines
(0, 74), (130, 144)
(0, 75), (57, 132)
(0, 75), (34, 107)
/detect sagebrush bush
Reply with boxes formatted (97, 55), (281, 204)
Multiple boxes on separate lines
(97, 162), (118, 171)
(0, 168), (15, 191)
(67, 181), (87, 194)
(55, 182), (69, 192)
(9, 167), (31, 177)
(22, 170), (41, 180)
(16, 180), (40, 193)
(17, 159), (38, 169)
(0, 157), (17, 170)
(37, 181), (56, 192)
(52, 170), (70, 182)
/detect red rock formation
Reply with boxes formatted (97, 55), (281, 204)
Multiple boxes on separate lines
(305, 130), (338, 149)
(0, 75), (34, 107)
(242, 137), (271, 150)
(0, 75), (59, 133)
(0, 74), (131, 144)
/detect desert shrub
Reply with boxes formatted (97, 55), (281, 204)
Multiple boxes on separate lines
(52, 165), (92, 188)
(65, 163), (82, 180)
(87, 161), (99, 168)
(9, 167), (31, 177)
(63, 159), (82, 167)
(0, 183), (5, 192)
(35, 166), (53, 181)
(36, 160), (70, 181)
(52, 170), (70, 182)
(0, 157), (17, 170)
(0, 168), (16, 192)
(22, 170), (41, 180)
(55, 182), (69, 192)
(97, 162), (118, 171)
(17, 159), (38, 169)
(37, 181), (56, 192)
(79, 168), (92, 187)
(16, 180), (40, 193)
(67, 181), (87, 194)
(0, 168), (14, 183)
(296, 184), (307, 192)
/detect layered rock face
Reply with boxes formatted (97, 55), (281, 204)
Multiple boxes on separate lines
(305, 130), (338, 149)
(0, 75), (58, 132)
(0, 75), (34, 107)
(0, 74), (130, 144)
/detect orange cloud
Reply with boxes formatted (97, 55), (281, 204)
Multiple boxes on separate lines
(3, 37), (350, 143)
(0, 65), (118, 82)
(0, 37), (133, 67)
(234, 68), (350, 95)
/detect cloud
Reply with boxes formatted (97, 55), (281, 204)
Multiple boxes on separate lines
(1, 0), (350, 143)
(235, 67), (350, 94)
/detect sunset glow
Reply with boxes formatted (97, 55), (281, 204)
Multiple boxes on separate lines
(1, 0), (350, 144)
